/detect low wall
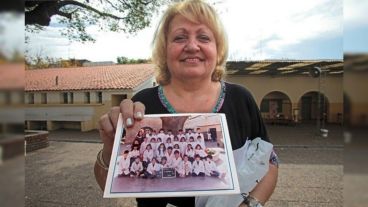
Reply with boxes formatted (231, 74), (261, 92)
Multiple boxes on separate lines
(25, 130), (49, 153)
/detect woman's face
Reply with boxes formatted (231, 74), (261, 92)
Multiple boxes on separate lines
(166, 15), (217, 81)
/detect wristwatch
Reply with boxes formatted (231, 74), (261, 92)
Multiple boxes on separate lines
(242, 193), (263, 207)
(248, 196), (263, 207)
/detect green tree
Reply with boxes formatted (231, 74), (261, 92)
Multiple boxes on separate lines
(117, 56), (129, 64)
(117, 56), (149, 64)
(25, 0), (167, 43)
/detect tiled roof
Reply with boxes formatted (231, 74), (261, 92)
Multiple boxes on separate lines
(0, 64), (24, 90)
(226, 60), (343, 76)
(25, 64), (155, 91)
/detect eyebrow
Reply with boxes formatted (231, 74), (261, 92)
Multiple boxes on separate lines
(171, 27), (211, 34)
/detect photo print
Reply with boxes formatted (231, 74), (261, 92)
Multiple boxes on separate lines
(104, 113), (239, 198)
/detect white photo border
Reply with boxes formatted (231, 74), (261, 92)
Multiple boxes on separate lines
(104, 113), (240, 198)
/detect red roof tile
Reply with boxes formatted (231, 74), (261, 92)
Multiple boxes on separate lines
(0, 64), (24, 90)
(25, 64), (155, 91)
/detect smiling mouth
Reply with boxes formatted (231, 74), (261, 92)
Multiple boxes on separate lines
(180, 58), (204, 63)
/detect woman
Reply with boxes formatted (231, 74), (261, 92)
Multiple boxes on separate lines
(95, 0), (278, 207)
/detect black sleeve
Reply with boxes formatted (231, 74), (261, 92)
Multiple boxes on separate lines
(220, 82), (270, 150)
(131, 86), (168, 114)
(245, 87), (269, 141)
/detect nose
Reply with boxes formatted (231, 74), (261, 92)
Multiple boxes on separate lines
(184, 39), (200, 52)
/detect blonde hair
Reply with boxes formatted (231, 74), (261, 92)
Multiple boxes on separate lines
(152, 0), (228, 85)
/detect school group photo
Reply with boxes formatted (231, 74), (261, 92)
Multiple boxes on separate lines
(106, 114), (239, 197)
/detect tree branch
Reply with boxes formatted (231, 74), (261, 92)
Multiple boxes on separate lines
(105, 0), (122, 11)
(117, 0), (132, 9)
(139, 0), (154, 6)
(58, 0), (127, 20)
(55, 10), (72, 19)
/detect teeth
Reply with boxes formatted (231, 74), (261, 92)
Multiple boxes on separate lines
(185, 58), (199, 62)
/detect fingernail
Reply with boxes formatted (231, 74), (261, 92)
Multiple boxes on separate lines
(136, 112), (142, 118)
(126, 118), (133, 126)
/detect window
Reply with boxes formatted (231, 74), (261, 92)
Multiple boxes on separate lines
(41, 93), (47, 104)
(97, 92), (102, 104)
(84, 92), (90, 104)
(70, 92), (74, 104)
(28, 93), (34, 104)
(4, 91), (11, 105)
(62, 92), (68, 104)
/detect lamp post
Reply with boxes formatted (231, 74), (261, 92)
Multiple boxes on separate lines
(309, 66), (326, 137)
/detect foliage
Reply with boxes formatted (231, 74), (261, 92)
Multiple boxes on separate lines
(117, 56), (149, 64)
(25, 56), (87, 69)
(25, 0), (168, 43)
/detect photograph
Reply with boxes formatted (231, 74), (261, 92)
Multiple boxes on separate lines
(104, 113), (239, 198)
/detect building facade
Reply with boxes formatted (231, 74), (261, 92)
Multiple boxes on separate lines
(225, 60), (344, 125)
(25, 64), (155, 131)
(24, 60), (350, 132)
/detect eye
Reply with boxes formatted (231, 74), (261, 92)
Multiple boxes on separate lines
(173, 35), (187, 43)
(198, 34), (211, 42)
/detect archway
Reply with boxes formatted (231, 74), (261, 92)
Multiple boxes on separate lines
(260, 91), (292, 124)
(298, 91), (329, 124)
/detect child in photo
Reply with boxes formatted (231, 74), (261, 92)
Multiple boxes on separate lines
(173, 143), (181, 156)
(145, 129), (154, 142)
(156, 137), (163, 145)
(167, 129), (174, 141)
(177, 129), (186, 141)
(118, 150), (130, 177)
(186, 129), (195, 140)
(130, 157), (143, 178)
(165, 137), (173, 149)
(204, 155), (220, 177)
(192, 154), (205, 177)
(129, 144), (140, 165)
(185, 143), (195, 162)
(160, 156), (171, 168)
(196, 136), (206, 149)
(143, 144), (154, 168)
(188, 136), (196, 147)
(156, 143), (166, 162)
(164, 146), (175, 166)
(171, 150), (183, 177)
(182, 155), (192, 177)
(194, 144), (207, 159)
(144, 157), (162, 179)
(179, 137), (187, 155)
(173, 135), (180, 146)
(140, 136), (150, 154)
(157, 128), (166, 143)
(149, 137), (157, 154)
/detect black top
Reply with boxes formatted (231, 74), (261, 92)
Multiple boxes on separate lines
(132, 81), (269, 207)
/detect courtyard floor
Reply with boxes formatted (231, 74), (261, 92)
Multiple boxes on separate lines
(2, 123), (350, 206)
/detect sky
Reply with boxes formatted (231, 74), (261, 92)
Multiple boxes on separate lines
(2, 0), (367, 62)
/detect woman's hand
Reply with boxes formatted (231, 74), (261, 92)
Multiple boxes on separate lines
(98, 99), (145, 164)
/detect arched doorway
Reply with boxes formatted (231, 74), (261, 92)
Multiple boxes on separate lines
(298, 91), (329, 124)
(260, 91), (292, 124)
